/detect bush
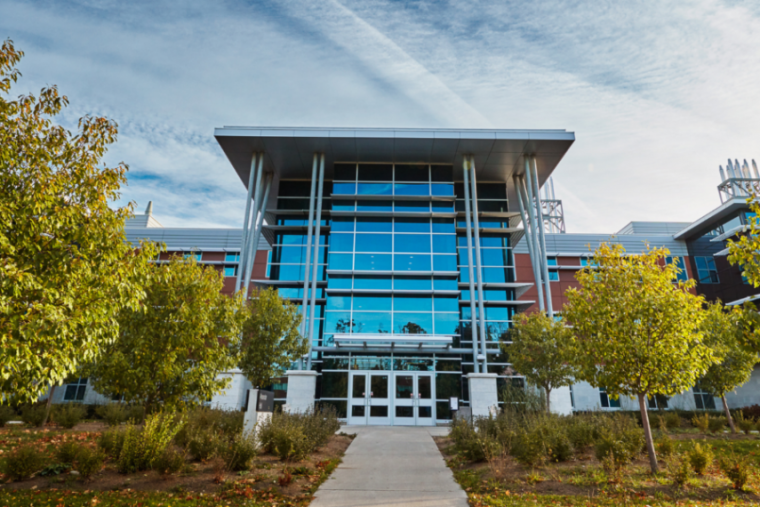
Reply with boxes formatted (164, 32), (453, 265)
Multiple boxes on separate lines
(220, 432), (258, 471)
(593, 414), (643, 467)
(96, 404), (129, 426)
(154, 446), (186, 477)
(669, 457), (691, 488)
(117, 412), (185, 473)
(52, 404), (86, 429)
(127, 405), (145, 424)
(566, 418), (595, 451)
(0, 406), (17, 427)
(57, 440), (81, 464)
(3, 446), (46, 481)
(450, 417), (500, 463)
(687, 442), (713, 475)
(511, 419), (573, 466)
(691, 413), (710, 433)
(734, 411), (755, 435)
(740, 404), (760, 420)
(98, 427), (126, 458)
(174, 407), (243, 448)
(707, 416), (726, 434)
(20, 404), (47, 427)
(664, 412), (682, 430)
(719, 454), (751, 490)
(258, 407), (340, 461)
(656, 435), (675, 457)
(74, 446), (104, 480)
(186, 427), (225, 462)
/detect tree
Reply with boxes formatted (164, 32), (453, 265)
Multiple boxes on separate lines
(563, 243), (714, 474)
(0, 39), (157, 407)
(698, 301), (758, 433)
(727, 197), (760, 288)
(87, 257), (244, 412)
(508, 311), (578, 413)
(238, 288), (307, 388)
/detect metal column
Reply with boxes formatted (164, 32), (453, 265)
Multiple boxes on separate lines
(306, 154), (325, 370)
(468, 156), (488, 371)
(531, 156), (553, 317)
(240, 155), (264, 294)
(522, 159), (546, 312)
(237, 153), (259, 292)
(514, 175), (545, 312)
(462, 158), (480, 374)
(517, 174), (545, 312)
(300, 154), (319, 342)
(243, 173), (272, 297)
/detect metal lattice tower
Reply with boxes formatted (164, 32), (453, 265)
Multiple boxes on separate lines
(540, 176), (566, 233)
(718, 158), (760, 203)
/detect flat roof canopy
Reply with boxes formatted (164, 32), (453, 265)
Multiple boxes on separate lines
(214, 127), (575, 193)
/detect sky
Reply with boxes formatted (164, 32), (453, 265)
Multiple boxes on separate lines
(3, 0), (760, 232)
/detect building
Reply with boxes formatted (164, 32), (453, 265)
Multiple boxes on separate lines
(53, 127), (760, 423)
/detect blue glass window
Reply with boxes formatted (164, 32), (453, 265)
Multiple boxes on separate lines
(358, 183), (392, 195)
(433, 313), (459, 335)
(549, 270), (560, 281)
(432, 235), (456, 252)
(599, 387), (620, 408)
(480, 249), (508, 266)
(395, 235), (431, 253)
(332, 217), (354, 232)
(394, 276), (432, 291)
(354, 275), (392, 290)
(355, 254), (392, 271)
(276, 246), (308, 264)
(333, 182), (356, 194)
(433, 278), (458, 290)
(277, 288), (302, 299)
(225, 252), (240, 262)
(395, 183), (429, 196)
(183, 252), (202, 261)
(394, 254), (431, 271)
(486, 322), (509, 341)
(356, 217), (392, 232)
(353, 312), (392, 334)
(356, 234), (392, 252)
(324, 312), (352, 333)
(395, 314), (433, 334)
(395, 201), (429, 212)
(434, 296), (459, 312)
(485, 307), (512, 320)
(329, 233), (354, 252)
(695, 257), (719, 284)
(394, 295), (432, 312)
(327, 295), (351, 310)
(666, 256), (689, 282)
(353, 295), (392, 311)
(431, 184), (454, 196)
(328, 275), (352, 289)
(328, 253), (352, 270)
(547, 257), (558, 267)
(432, 201), (454, 211)
(272, 264), (306, 281)
(433, 255), (457, 271)
(332, 201), (356, 211)
(357, 200), (392, 212)
(394, 218), (430, 233)
(431, 218), (455, 233)
(483, 267), (509, 283)
(223, 266), (237, 277)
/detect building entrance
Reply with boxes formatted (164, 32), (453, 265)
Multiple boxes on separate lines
(347, 371), (436, 426)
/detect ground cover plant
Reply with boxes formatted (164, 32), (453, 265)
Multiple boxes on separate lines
(0, 406), (351, 507)
(441, 396), (760, 506)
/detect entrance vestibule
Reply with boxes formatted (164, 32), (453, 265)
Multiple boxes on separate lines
(347, 371), (436, 426)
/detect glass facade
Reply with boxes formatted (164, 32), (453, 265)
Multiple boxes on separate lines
(270, 163), (520, 421)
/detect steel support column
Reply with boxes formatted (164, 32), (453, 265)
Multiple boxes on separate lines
(531, 156), (553, 316)
(243, 172), (272, 297)
(462, 157), (480, 374)
(306, 154), (325, 370)
(514, 175), (545, 312)
(518, 174), (545, 312)
(468, 156), (488, 371)
(240, 155), (264, 294)
(523, 159), (546, 312)
(300, 154), (319, 344)
(237, 153), (259, 292)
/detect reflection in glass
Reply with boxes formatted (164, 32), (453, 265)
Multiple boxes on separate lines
(353, 312), (392, 334)
(353, 295), (392, 311)
(395, 314), (432, 335)
(394, 295), (433, 312)
(324, 312), (352, 333)
(321, 372), (348, 398)
(358, 183), (392, 195)
(431, 183), (455, 196)
(418, 376), (432, 399)
(434, 313), (460, 335)
(352, 375), (366, 398)
(396, 376), (413, 398)
(436, 374), (461, 398)
(333, 182), (356, 194)
(371, 375), (389, 398)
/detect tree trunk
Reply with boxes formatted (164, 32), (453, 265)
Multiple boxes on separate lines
(42, 384), (56, 427)
(721, 395), (736, 434)
(638, 392), (659, 474)
(545, 387), (552, 414)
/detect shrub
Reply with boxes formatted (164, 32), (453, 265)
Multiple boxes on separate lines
(175, 407), (243, 448)
(127, 404), (145, 424)
(20, 404), (47, 427)
(154, 446), (186, 477)
(98, 427), (126, 458)
(258, 407), (340, 461)
(96, 404), (129, 426)
(74, 446), (104, 480)
(707, 416), (726, 434)
(741, 404), (760, 420)
(593, 414), (643, 467)
(664, 412), (682, 430)
(511, 419), (573, 466)
(656, 435), (675, 457)
(734, 411), (755, 435)
(220, 432), (258, 471)
(52, 404), (86, 429)
(0, 406), (17, 427)
(566, 418), (595, 451)
(687, 442), (713, 475)
(669, 457), (691, 488)
(451, 418), (500, 463)
(117, 412), (184, 473)
(57, 441), (81, 464)
(719, 454), (751, 490)
(691, 413), (710, 433)
(186, 427), (225, 462)
(3, 446), (46, 481)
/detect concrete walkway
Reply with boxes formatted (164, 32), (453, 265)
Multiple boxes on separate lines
(311, 426), (468, 507)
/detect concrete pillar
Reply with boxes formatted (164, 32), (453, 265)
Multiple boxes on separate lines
(243, 389), (273, 437)
(467, 373), (499, 418)
(284, 370), (318, 413)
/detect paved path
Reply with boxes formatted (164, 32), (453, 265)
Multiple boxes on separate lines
(311, 426), (468, 507)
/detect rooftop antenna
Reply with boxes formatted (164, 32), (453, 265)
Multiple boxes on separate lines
(540, 176), (565, 233)
(145, 201), (153, 216)
(753, 159), (760, 179)
(718, 157), (760, 203)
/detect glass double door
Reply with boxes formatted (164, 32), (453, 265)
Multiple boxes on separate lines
(348, 371), (435, 426)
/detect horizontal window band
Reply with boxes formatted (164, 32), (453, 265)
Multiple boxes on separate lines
(331, 194), (456, 202)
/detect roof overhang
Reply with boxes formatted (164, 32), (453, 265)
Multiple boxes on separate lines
(214, 127), (575, 205)
(674, 198), (749, 240)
